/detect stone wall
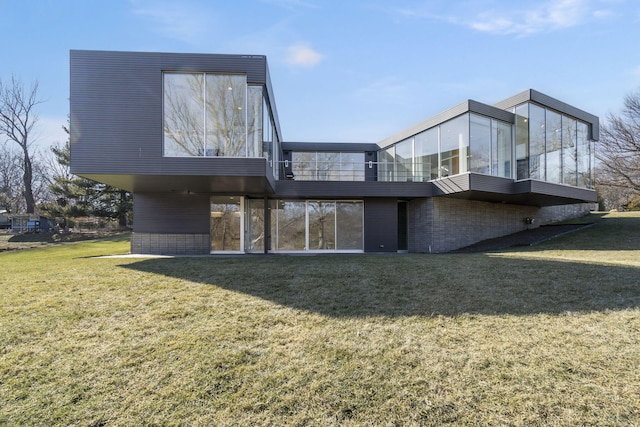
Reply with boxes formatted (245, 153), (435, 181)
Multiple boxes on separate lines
(131, 232), (210, 255)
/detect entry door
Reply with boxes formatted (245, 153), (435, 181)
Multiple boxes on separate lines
(210, 196), (243, 252)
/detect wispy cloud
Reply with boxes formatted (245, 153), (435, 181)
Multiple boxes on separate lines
(398, 0), (615, 37)
(130, 0), (210, 43)
(469, 0), (591, 35)
(259, 0), (318, 10)
(286, 43), (324, 68)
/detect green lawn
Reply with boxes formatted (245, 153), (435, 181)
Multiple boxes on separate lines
(1, 212), (640, 426)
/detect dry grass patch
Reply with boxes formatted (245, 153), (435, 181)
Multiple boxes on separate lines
(1, 213), (640, 425)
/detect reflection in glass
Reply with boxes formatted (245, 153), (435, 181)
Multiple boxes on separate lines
(529, 104), (546, 180)
(576, 122), (590, 188)
(245, 198), (264, 253)
(493, 120), (512, 178)
(210, 197), (241, 251)
(440, 114), (469, 176)
(273, 201), (306, 250)
(515, 104), (529, 180)
(164, 73), (205, 157)
(293, 152), (364, 181)
(247, 86), (263, 158)
(469, 114), (491, 174)
(336, 201), (363, 250)
(562, 116), (577, 186)
(395, 138), (413, 181)
(308, 201), (336, 250)
(414, 128), (439, 181)
(545, 110), (561, 183)
(164, 73), (251, 158)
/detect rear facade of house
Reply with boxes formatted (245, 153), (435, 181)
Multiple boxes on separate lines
(70, 50), (598, 255)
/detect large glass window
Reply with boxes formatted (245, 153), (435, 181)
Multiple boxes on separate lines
(493, 120), (512, 178)
(562, 116), (577, 186)
(529, 104), (546, 180)
(270, 200), (363, 252)
(440, 114), (469, 176)
(164, 73), (248, 157)
(545, 110), (562, 183)
(414, 127), (439, 181)
(576, 122), (590, 188)
(292, 152), (365, 181)
(395, 138), (414, 181)
(469, 114), (492, 175)
(272, 201), (306, 251)
(308, 201), (336, 250)
(336, 201), (364, 250)
(247, 86), (263, 158)
(210, 196), (242, 251)
(164, 73), (205, 157)
(515, 104), (529, 180)
(245, 198), (265, 253)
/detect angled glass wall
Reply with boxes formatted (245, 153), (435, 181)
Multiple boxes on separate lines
(512, 102), (594, 188)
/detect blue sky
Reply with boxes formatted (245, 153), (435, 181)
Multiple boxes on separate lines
(1, 0), (639, 149)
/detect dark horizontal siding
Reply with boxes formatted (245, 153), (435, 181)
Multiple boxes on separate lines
(134, 192), (210, 233)
(70, 50), (270, 178)
(364, 199), (397, 252)
(276, 180), (432, 199)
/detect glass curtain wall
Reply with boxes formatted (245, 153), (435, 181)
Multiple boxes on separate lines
(245, 198), (265, 253)
(395, 138), (414, 181)
(514, 102), (593, 188)
(270, 200), (363, 252)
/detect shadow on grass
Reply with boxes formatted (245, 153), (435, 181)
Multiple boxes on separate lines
(121, 252), (640, 317)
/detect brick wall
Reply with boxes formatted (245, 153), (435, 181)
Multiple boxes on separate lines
(131, 232), (210, 255)
(408, 198), (594, 253)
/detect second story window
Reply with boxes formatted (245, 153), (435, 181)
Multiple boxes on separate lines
(163, 73), (247, 157)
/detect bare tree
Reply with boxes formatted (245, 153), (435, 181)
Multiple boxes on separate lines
(596, 89), (640, 206)
(0, 76), (44, 213)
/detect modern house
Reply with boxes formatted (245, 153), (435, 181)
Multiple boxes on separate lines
(70, 50), (598, 255)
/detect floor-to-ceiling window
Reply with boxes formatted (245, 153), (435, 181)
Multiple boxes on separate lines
(210, 196), (242, 252)
(270, 200), (363, 252)
(440, 114), (469, 177)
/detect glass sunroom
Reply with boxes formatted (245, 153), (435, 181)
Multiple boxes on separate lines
(376, 101), (594, 189)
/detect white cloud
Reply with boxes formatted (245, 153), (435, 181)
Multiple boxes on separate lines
(130, 0), (210, 43)
(286, 43), (324, 68)
(398, 0), (615, 37)
(469, 0), (591, 36)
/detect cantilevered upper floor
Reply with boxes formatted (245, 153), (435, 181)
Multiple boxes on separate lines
(70, 50), (598, 206)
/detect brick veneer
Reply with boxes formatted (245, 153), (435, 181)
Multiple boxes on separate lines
(408, 198), (593, 253)
(131, 233), (210, 255)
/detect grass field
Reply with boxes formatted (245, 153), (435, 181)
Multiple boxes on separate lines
(1, 212), (639, 426)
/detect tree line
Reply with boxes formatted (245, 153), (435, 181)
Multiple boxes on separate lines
(0, 76), (131, 229)
(2, 75), (640, 230)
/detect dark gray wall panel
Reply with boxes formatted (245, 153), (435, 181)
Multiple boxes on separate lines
(133, 192), (210, 233)
(364, 199), (397, 252)
(70, 50), (272, 177)
(276, 181), (432, 198)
